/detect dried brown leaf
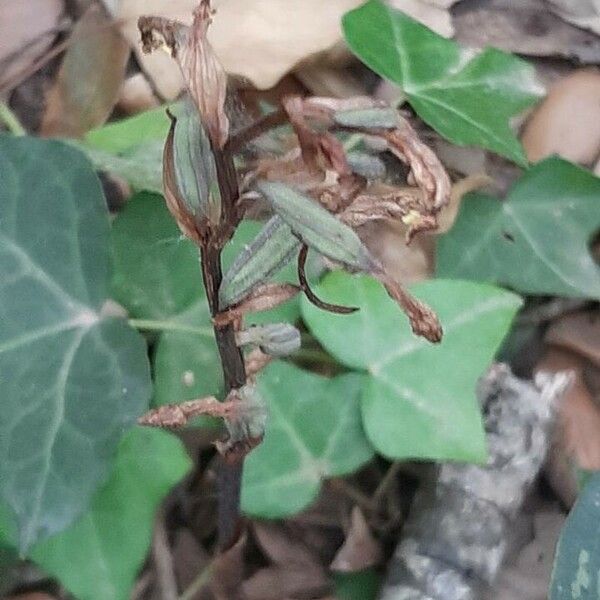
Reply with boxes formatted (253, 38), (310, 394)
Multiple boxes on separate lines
(436, 174), (494, 234)
(246, 521), (329, 599)
(300, 96), (451, 236)
(244, 566), (329, 600)
(522, 70), (600, 165)
(117, 73), (160, 114)
(330, 507), (382, 572)
(538, 348), (600, 505)
(545, 309), (600, 367)
(172, 529), (211, 598)
(211, 530), (246, 600)
(361, 220), (434, 284)
(253, 521), (325, 569)
(138, 0), (229, 147)
(41, 5), (129, 137)
(0, 0), (64, 92)
(382, 123), (451, 213)
(340, 188), (426, 229)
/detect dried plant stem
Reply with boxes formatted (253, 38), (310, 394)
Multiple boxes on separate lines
(179, 564), (213, 600)
(152, 514), (178, 600)
(199, 154), (247, 552)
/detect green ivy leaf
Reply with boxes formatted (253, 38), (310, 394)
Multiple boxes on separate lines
(78, 105), (174, 194)
(79, 142), (164, 194)
(111, 194), (300, 405)
(0, 136), (151, 551)
(342, 0), (542, 164)
(85, 105), (171, 154)
(241, 361), (374, 517)
(334, 569), (380, 600)
(550, 472), (600, 599)
(437, 157), (600, 299)
(301, 273), (521, 461)
(0, 428), (190, 600)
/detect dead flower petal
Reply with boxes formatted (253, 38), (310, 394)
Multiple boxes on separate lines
(383, 122), (451, 213)
(379, 274), (443, 343)
(330, 507), (383, 572)
(138, 0), (229, 147)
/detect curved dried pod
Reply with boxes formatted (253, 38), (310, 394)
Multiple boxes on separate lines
(162, 105), (221, 243)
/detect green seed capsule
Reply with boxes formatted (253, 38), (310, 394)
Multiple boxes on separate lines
(256, 181), (378, 274)
(236, 323), (301, 357)
(333, 107), (399, 129)
(219, 216), (300, 308)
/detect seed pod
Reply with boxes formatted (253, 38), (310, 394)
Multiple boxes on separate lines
(236, 323), (301, 357)
(163, 104), (221, 242)
(256, 181), (379, 273)
(346, 151), (387, 179)
(219, 216), (300, 308)
(333, 107), (399, 129)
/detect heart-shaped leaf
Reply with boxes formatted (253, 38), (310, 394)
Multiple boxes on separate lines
(0, 136), (151, 551)
(550, 473), (600, 600)
(85, 105), (172, 154)
(437, 157), (600, 299)
(343, 0), (543, 165)
(301, 273), (521, 461)
(111, 193), (300, 405)
(82, 104), (173, 194)
(241, 361), (374, 517)
(1, 428), (191, 600)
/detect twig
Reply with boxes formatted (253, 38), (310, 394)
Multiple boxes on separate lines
(179, 564), (213, 600)
(131, 570), (154, 600)
(329, 478), (376, 513)
(0, 101), (26, 136)
(225, 107), (287, 154)
(517, 298), (590, 325)
(152, 514), (179, 600)
(372, 461), (402, 506)
(199, 158), (247, 552)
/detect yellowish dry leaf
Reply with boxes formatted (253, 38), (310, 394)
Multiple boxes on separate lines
(116, 0), (453, 97)
(41, 5), (130, 137)
(521, 69), (600, 165)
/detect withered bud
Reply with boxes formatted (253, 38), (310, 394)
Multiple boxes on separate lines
(138, 0), (229, 148)
(217, 383), (268, 460)
(163, 104), (221, 243)
(236, 323), (301, 357)
(245, 348), (273, 378)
